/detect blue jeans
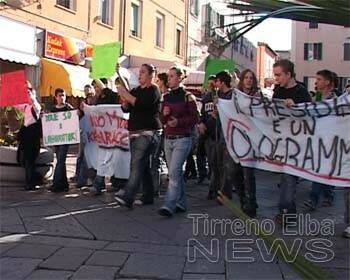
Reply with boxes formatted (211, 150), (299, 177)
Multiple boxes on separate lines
(279, 174), (297, 213)
(53, 145), (69, 189)
(162, 137), (192, 213)
(310, 182), (335, 206)
(123, 133), (159, 204)
(150, 131), (163, 196)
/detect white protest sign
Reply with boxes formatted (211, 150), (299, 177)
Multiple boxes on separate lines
(42, 110), (80, 146)
(82, 104), (130, 179)
(218, 90), (350, 187)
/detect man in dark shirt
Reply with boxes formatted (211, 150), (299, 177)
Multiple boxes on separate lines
(272, 59), (311, 225)
(211, 71), (244, 202)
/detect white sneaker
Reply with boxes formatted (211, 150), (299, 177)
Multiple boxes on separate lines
(115, 189), (125, 196)
(134, 199), (144, 206)
(343, 226), (350, 238)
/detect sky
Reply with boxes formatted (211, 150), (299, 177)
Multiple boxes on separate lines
(241, 18), (292, 51)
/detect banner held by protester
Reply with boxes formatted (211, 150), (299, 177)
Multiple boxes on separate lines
(42, 110), (80, 146)
(218, 90), (350, 187)
(82, 104), (130, 179)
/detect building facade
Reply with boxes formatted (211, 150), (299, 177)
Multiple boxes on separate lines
(0, 0), (188, 96)
(201, 2), (256, 74)
(123, 0), (187, 72)
(256, 42), (277, 88)
(291, 21), (350, 92)
(0, 0), (123, 97)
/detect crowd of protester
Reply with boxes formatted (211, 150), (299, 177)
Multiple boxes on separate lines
(18, 59), (350, 238)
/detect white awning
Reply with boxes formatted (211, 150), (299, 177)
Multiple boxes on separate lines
(0, 16), (39, 66)
(0, 47), (40, 66)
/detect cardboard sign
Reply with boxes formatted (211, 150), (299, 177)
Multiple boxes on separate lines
(0, 70), (30, 107)
(42, 110), (80, 146)
(90, 42), (121, 79)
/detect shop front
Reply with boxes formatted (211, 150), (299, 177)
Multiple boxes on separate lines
(40, 31), (92, 108)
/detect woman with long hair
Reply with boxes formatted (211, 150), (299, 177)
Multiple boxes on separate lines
(115, 63), (161, 208)
(158, 67), (198, 217)
(236, 69), (260, 217)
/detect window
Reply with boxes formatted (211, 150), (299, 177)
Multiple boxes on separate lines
(100, 0), (113, 26)
(176, 26), (183, 56)
(304, 43), (322, 60)
(131, 1), (141, 37)
(309, 22), (318, 29)
(155, 12), (165, 48)
(344, 43), (350, 61)
(190, 0), (199, 17)
(56, 0), (75, 10)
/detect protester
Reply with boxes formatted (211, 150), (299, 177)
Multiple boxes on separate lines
(70, 84), (95, 187)
(17, 81), (42, 191)
(213, 70), (244, 202)
(303, 69), (341, 210)
(158, 67), (198, 217)
(75, 85), (96, 188)
(272, 59), (311, 225)
(115, 63), (161, 208)
(344, 190), (350, 238)
(235, 69), (261, 217)
(151, 72), (169, 195)
(89, 79), (119, 194)
(198, 75), (219, 198)
(49, 88), (74, 192)
(155, 72), (168, 94)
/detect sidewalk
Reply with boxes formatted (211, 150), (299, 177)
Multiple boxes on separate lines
(0, 154), (349, 280)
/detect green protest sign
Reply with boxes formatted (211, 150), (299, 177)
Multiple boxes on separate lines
(204, 58), (235, 88)
(91, 42), (121, 79)
(42, 110), (80, 146)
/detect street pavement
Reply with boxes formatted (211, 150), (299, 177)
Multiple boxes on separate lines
(0, 153), (349, 280)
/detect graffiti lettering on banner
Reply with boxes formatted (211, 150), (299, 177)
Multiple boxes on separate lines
(42, 110), (80, 146)
(83, 104), (129, 149)
(218, 90), (350, 187)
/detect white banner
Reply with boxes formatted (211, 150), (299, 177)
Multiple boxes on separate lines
(218, 90), (350, 187)
(82, 104), (130, 179)
(42, 110), (80, 146)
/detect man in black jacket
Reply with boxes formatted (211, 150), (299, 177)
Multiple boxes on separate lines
(272, 59), (311, 225)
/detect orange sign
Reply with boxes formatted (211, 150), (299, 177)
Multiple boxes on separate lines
(44, 31), (86, 65)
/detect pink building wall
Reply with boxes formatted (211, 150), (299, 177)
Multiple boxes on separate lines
(291, 21), (350, 91)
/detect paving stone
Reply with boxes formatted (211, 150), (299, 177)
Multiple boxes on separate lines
(0, 224), (26, 233)
(120, 253), (185, 280)
(25, 269), (72, 280)
(18, 204), (66, 218)
(4, 243), (59, 259)
(10, 235), (108, 249)
(226, 261), (282, 280)
(183, 274), (226, 280)
(71, 265), (118, 280)
(39, 247), (94, 271)
(86, 250), (128, 267)
(277, 262), (302, 280)
(184, 258), (225, 274)
(0, 208), (22, 226)
(0, 242), (18, 256)
(105, 241), (185, 256)
(0, 257), (42, 280)
(23, 216), (94, 239)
